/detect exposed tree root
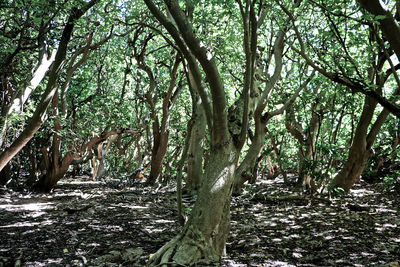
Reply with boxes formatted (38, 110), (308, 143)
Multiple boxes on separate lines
(148, 224), (219, 266)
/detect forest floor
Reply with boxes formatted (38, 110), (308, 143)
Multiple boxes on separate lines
(0, 175), (399, 267)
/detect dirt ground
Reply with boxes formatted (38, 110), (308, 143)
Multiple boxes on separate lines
(0, 176), (399, 266)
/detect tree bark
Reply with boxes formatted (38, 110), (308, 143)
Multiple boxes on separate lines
(142, 0), (248, 265)
(33, 150), (75, 192)
(24, 143), (38, 186)
(0, 163), (11, 186)
(147, 130), (169, 184)
(186, 88), (206, 190)
(234, 114), (266, 188)
(134, 41), (181, 185)
(92, 134), (118, 180)
(148, 143), (238, 265)
(331, 96), (390, 191)
(235, 68), (314, 189)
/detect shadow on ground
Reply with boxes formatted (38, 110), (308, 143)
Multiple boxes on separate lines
(0, 176), (399, 266)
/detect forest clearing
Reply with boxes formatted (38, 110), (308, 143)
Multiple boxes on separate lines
(1, 0), (400, 266)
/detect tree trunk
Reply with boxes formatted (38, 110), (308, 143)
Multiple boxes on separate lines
(33, 151), (74, 192)
(138, 52), (181, 185)
(0, 163), (11, 185)
(331, 96), (390, 191)
(234, 115), (266, 188)
(34, 169), (66, 193)
(285, 98), (320, 189)
(148, 143), (238, 265)
(234, 70), (314, 189)
(24, 143), (38, 186)
(92, 134), (118, 180)
(148, 131), (169, 184)
(358, 0), (400, 61)
(34, 130), (120, 192)
(331, 145), (372, 192)
(186, 99), (206, 190)
(142, 0), (252, 265)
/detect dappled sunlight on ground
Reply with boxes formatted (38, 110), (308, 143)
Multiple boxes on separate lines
(227, 178), (400, 266)
(0, 176), (399, 266)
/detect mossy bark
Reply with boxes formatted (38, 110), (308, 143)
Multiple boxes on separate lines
(186, 100), (206, 190)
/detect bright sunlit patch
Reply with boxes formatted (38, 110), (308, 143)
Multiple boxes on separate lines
(25, 211), (46, 218)
(292, 252), (303, 258)
(104, 225), (123, 232)
(154, 219), (174, 224)
(382, 223), (397, 228)
(324, 235), (335, 240)
(207, 50), (213, 60)
(263, 260), (296, 267)
(361, 252), (376, 257)
(211, 167), (230, 193)
(0, 202), (53, 212)
(9, 49), (56, 114)
(119, 204), (148, 210)
(144, 226), (165, 234)
(351, 189), (375, 197)
(222, 259), (247, 267)
(21, 229), (36, 235)
(0, 219), (53, 228)
(58, 180), (102, 185)
(379, 0), (388, 10)
(298, 213), (310, 219)
(278, 218), (295, 225)
(86, 242), (101, 247)
(375, 207), (397, 213)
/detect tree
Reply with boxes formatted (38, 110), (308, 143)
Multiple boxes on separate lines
(142, 0), (314, 264)
(142, 0), (252, 264)
(0, 0), (99, 173)
(280, 0), (400, 191)
(130, 28), (184, 184)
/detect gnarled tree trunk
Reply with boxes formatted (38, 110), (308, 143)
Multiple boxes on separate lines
(33, 147), (75, 192)
(148, 130), (169, 184)
(148, 143), (239, 265)
(33, 130), (122, 192)
(91, 134), (118, 180)
(143, 0), (262, 265)
(134, 47), (181, 185)
(332, 96), (390, 191)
